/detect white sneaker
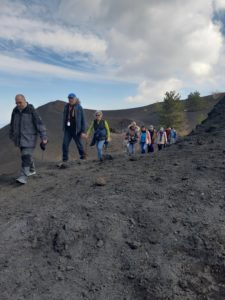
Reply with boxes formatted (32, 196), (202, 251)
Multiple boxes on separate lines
(16, 176), (27, 184)
(28, 170), (36, 176)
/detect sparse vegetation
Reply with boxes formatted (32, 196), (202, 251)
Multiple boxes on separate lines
(159, 90), (183, 130)
(187, 91), (204, 111)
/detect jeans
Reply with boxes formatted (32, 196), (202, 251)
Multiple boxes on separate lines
(127, 143), (135, 155)
(140, 142), (147, 154)
(62, 129), (85, 161)
(96, 140), (105, 160)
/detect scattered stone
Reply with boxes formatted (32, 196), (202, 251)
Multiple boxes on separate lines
(56, 272), (64, 281)
(94, 177), (106, 186)
(172, 217), (178, 224)
(66, 266), (74, 271)
(96, 239), (104, 248)
(129, 156), (138, 161)
(126, 240), (141, 249)
(181, 177), (189, 181)
(127, 273), (135, 279)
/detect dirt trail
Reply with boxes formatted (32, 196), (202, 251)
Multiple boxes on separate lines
(0, 99), (225, 300)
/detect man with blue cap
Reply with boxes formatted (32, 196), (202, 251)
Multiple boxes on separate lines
(60, 93), (86, 165)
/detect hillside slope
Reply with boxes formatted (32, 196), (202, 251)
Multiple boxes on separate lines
(0, 94), (222, 174)
(0, 97), (225, 299)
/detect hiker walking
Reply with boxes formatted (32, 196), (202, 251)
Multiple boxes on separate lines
(165, 127), (171, 145)
(125, 122), (140, 155)
(139, 125), (151, 154)
(86, 111), (111, 162)
(61, 93), (86, 165)
(9, 94), (48, 184)
(148, 125), (157, 153)
(170, 127), (177, 144)
(157, 127), (167, 151)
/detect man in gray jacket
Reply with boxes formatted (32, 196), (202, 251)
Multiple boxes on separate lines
(9, 94), (48, 184)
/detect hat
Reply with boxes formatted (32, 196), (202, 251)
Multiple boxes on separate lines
(68, 93), (76, 98)
(95, 110), (103, 117)
(129, 121), (136, 127)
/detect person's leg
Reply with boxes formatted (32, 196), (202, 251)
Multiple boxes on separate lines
(17, 147), (34, 183)
(131, 143), (135, 155)
(140, 142), (145, 154)
(149, 144), (154, 153)
(73, 133), (86, 159)
(128, 143), (133, 155)
(158, 144), (162, 151)
(29, 161), (36, 174)
(96, 140), (105, 160)
(62, 130), (72, 162)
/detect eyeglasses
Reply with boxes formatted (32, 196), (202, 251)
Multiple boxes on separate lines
(96, 114), (101, 116)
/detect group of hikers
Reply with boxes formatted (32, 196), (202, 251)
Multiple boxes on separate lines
(9, 93), (177, 184)
(124, 121), (177, 155)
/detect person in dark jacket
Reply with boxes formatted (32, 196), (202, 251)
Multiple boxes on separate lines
(61, 93), (86, 164)
(9, 94), (48, 184)
(86, 110), (111, 161)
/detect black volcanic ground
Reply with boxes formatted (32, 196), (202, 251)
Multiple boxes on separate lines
(0, 97), (225, 299)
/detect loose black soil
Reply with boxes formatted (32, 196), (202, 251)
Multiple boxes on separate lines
(0, 98), (225, 299)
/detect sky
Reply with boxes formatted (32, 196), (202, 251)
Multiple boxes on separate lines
(0, 0), (225, 127)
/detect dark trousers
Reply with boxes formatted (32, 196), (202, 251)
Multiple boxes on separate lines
(62, 129), (85, 161)
(148, 144), (154, 153)
(20, 147), (34, 167)
(158, 144), (163, 151)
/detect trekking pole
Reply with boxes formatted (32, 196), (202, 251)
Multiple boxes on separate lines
(85, 139), (88, 159)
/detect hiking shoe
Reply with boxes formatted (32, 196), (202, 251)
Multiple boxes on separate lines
(16, 175), (27, 184)
(57, 162), (68, 169)
(80, 155), (87, 160)
(27, 170), (36, 176)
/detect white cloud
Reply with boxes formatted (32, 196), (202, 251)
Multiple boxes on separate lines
(1, 0), (225, 106)
(126, 78), (183, 104)
(214, 0), (225, 10)
(0, 2), (107, 61)
(0, 54), (134, 84)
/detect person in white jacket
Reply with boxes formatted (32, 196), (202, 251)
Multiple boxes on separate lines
(157, 127), (167, 151)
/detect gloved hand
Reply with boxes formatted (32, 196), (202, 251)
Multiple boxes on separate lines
(40, 141), (47, 151)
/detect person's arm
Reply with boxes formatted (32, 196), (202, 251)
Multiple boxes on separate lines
(86, 121), (94, 137)
(104, 120), (110, 140)
(31, 106), (48, 143)
(62, 105), (67, 131)
(164, 132), (167, 144)
(147, 131), (151, 144)
(9, 109), (15, 140)
(80, 106), (86, 133)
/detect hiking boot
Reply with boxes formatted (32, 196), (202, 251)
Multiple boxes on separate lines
(80, 154), (87, 160)
(16, 175), (27, 184)
(57, 161), (68, 169)
(29, 162), (36, 176)
(27, 170), (36, 176)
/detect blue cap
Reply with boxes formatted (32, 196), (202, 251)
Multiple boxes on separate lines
(68, 93), (76, 98)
